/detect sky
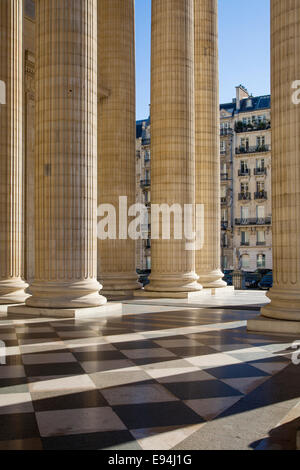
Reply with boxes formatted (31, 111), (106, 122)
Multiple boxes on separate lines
(135, 0), (270, 120)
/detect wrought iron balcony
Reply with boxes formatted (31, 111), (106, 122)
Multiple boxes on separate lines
(140, 179), (151, 189)
(236, 145), (270, 155)
(257, 241), (266, 246)
(238, 169), (251, 177)
(220, 128), (233, 136)
(241, 241), (250, 247)
(235, 121), (271, 133)
(235, 217), (271, 226)
(254, 168), (267, 176)
(238, 192), (251, 201)
(255, 191), (268, 200)
(221, 221), (229, 230)
(221, 173), (229, 181)
(142, 137), (151, 146)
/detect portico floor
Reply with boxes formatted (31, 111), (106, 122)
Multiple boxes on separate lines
(0, 291), (299, 450)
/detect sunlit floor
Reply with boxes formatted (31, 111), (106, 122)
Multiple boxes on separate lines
(0, 294), (299, 450)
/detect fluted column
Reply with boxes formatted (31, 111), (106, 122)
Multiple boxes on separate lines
(98, 0), (141, 299)
(194, 0), (226, 288)
(145, 0), (201, 295)
(26, 0), (106, 309)
(0, 0), (28, 304)
(260, 0), (300, 322)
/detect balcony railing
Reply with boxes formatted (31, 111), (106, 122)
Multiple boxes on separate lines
(238, 192), (251, 201)
(235, 217), (271, 226)
(257, 241), (266, 246)
(221, 197), (227, 204)
(241, 242), (250, 247)
(220, 128), (233, 136)
(142, 137), (151, 146)
(235, 121), (271, 133)
(221, 221), (229, 230)
(254, 168), (267, 176)
(238, 169), (251, 177)
(236, 145), (270, 155)
(255, 191), (268, 200)
(221, 173), (229, 181)
(140, 179), (151, 189)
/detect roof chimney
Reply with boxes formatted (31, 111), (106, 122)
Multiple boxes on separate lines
(235, 85), (250, 111)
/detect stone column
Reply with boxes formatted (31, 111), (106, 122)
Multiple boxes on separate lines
(24, 0), (106, 310)
(144, 0), (201, 297)
(98, 0), (141, 299)
(0, 0), (28, 304)
(248, 0), (300, 335)
(194, 0), (226, 289)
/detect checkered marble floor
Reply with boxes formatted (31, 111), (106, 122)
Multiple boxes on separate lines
(0, 305), (299, 450)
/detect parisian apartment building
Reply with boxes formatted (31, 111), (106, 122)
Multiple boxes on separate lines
(136, 85), (272, 274)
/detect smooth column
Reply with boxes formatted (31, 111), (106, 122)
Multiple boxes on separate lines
(145, 0), (201, 296)
(98, 0), (141, 299)
(25, 0), (106, 309)
(248, 0), (300, 334)
(194, 0), (226, 288)
(0, 0), (28, 304)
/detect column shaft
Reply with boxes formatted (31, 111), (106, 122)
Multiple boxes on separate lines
(261, 0), (300, 321)
(146, 0), (201, 294)
(0, 0), (28, 304)
(194, 0), (226, 288)
(26, 0), (105, 309)
(98, 0), (140, 298)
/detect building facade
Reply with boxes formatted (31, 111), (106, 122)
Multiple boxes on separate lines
(137, 85), (272, 276)
(220, 85), (272, 273)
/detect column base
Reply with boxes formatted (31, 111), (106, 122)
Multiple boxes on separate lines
(145, 272), (202, 294)
(260, 287), (300, 321)
(134, 285), (234, 299)
(101, 290), (138, 301)
(26, 280), (107, 309)
(0, 279), (29, 305)
(198, 270), (227, 289)
(7, 303), (123, 319)
(99, 273), (142, 301)
(247, 316), (300, 336)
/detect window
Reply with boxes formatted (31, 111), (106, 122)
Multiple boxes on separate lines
(241, 206), (249, 221)
(257, 136), (265, 147)
(240, 160), (248, 173)
(256, 158), (265, 170)
(256, 205), (265, 220)
(241, 231), (249, 246)
(241, 254), (250, 269)
(241, 182), (249, 194)
(221, 208), (227, 222)
(257, 230), (265, 245)
(220, 141), (226, 152)
(241, 138), (249, 149)
(223, 256), (228, 269)
(257, 181), (265, 192)
(257, 254), (266, 269)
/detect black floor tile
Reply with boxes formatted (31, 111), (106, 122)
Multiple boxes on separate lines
(42, 430), (136, 450)
(32, 390), (109, 412)
(0, 413), (40, 441)
(113, 401), (204, 429)
(163, 380), (242, 400)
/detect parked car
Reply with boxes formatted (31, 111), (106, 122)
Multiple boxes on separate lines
(258, 272), (273, 290)
(244, 272), (260, 289)
(223, 270), (233, 286)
